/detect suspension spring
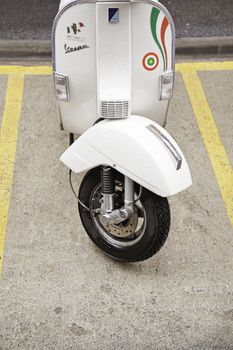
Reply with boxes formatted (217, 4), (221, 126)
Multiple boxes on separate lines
(101, 166), (115, 195)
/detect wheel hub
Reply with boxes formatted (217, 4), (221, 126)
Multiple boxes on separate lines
(100, 212), (138, 238)
(90, 181), (146, 247)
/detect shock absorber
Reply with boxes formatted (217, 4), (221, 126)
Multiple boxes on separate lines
(101, 166), (115, 213)
(100, 174), (135, 225)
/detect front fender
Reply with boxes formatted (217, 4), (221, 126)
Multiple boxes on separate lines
(60, 115), (192, 197)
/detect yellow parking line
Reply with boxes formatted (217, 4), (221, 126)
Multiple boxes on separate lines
(0, 66), (52, 75)
(21, 66), (52, 75)
(0, 74), (24, 272)
(177, 61), (233, 72)
(181, 69), (233, 228)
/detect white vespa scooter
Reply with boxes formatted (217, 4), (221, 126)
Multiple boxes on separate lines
(52, 0), (192, 262)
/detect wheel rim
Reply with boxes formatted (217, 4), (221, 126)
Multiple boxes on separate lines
(90, 182), (147, 248)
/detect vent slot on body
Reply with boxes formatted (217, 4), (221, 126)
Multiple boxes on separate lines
(100, 100), (129, 119)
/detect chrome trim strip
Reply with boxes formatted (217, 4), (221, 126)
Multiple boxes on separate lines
(146, 124), (182, 170)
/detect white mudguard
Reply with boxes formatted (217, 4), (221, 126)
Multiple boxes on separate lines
(60, 115), (192, 197)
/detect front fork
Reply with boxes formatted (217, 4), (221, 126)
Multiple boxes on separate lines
(124, 175), (135, 213)
(100, 166), (134, 225)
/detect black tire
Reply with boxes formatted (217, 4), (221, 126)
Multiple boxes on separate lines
(78, 166), (171, 262)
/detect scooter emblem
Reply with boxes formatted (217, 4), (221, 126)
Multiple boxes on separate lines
(64, 43), (90, 54)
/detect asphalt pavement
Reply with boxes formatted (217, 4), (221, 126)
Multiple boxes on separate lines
(0, 0), (233, 40)
(0, 58), (232, 349)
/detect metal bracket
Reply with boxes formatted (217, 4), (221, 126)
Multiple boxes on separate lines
(53, 72), (70, 102)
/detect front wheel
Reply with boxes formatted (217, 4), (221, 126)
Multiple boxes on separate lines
(78, 167), (171, 262)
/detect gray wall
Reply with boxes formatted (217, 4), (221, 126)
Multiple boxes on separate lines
(0, 0), (232, 40)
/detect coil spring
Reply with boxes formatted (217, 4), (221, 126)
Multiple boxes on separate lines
(101, 166), (115, 194)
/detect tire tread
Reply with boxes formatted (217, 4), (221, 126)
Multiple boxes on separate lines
(135, 195), (170, 262)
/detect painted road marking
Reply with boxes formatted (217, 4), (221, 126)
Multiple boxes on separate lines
(0, 74), (24, 272)
(176, 61), (233, 72)
(179, 64), (233, 228)
(0, 66), (52, 75)
(0, 67), (52, 273)
(0, 62), (232, 274)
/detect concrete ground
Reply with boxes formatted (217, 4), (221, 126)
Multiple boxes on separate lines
(0, 58), (233, 349)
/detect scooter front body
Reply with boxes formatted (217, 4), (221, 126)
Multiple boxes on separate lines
(52, 0), (192, 262)
(53, 0), (175, 134)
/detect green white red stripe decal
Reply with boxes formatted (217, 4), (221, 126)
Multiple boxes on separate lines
(161, 17), (169, 70)
(150, 8), (169, 71)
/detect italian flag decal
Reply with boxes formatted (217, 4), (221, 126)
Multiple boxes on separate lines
(143, 8), (170, 72)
